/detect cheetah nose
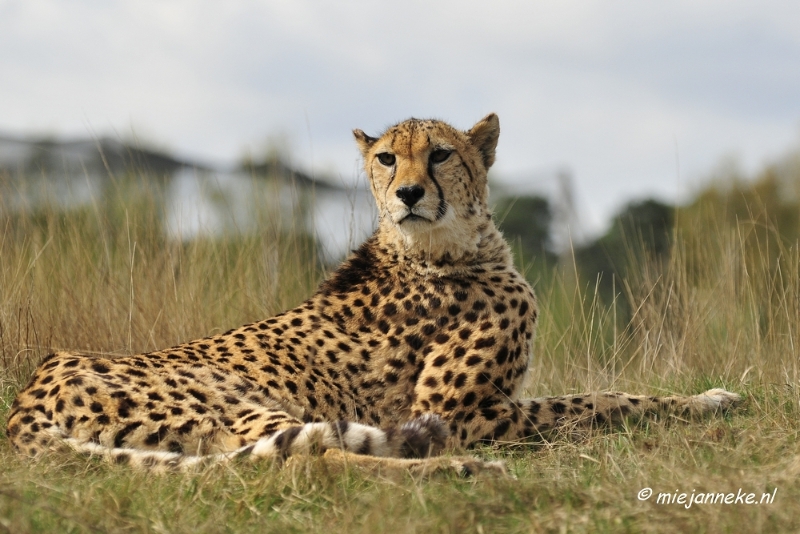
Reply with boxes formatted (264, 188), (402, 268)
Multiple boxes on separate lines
(396, 185), (425, 207)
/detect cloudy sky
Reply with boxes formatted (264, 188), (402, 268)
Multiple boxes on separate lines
(2, 1), (799, 233)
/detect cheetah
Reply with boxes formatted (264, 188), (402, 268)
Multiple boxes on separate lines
(6, 114), (741, 474)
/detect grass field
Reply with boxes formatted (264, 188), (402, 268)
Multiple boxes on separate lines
(1, 175), (799, 533)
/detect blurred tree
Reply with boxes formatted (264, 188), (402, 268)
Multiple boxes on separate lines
(495, 195), (558, 277)
(574, 199), (675, 305)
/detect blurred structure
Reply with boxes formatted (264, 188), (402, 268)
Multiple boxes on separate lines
(0, 133), (375, 262)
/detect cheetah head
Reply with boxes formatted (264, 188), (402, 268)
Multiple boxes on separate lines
(354, 114), (500, 264)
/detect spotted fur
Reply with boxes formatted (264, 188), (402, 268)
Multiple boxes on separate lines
(6, 114), (741, 472)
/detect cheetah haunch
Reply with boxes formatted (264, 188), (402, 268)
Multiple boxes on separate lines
(7, 114), (741, 474)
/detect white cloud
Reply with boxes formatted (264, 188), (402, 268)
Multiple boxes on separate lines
(1, 0), (799, 233)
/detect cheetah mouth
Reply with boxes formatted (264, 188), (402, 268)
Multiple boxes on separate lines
(398, 210), (431, 224)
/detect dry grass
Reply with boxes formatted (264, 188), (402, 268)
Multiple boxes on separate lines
(1, 175), (799, 533)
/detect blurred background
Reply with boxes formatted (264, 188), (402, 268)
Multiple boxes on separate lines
(2, 0), (799, 285)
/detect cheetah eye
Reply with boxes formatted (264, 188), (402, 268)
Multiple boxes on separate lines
(376, 153), (396, 166)
(430, 149), (452, 164)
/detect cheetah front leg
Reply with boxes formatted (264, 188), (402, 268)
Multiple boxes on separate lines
(438, 389), (742, 448)
(237, 413), (449, 461)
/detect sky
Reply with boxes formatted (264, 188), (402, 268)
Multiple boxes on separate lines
(2, 0), (799, 235)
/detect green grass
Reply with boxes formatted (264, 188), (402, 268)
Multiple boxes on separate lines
(2, 175), (799, 533)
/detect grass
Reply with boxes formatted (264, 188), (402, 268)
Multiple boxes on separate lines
(1, 173), (799, 533)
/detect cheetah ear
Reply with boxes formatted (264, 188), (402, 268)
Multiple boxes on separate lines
(467, 113), (500, 170)
(353, 129), (378, 157)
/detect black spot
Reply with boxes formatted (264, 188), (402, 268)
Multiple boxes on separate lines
(462, 392), (476, 406)
(114, 421), (143, 447)
(431, 355), (447, 367)
(384, 372), (399, 384)
(167, 441), (184, 454)
(187, 389), (207, 403)
(30, 389), (47, 400)
(454, 373), (468, 388)
(593, 413), (606, 425)
(474, 337), (496, 349)
(465, 355), (482, 366)
(404, 335), (424, 351)
(490, 419), (511, 440)
(144, 426), (169, 446)
(387, 358), (406, 369)
(177, 420), (197, 434)
(274, 426), (303, 456)
(481, 409), (499, 421)
(91, 362), (110, 374)
(495, 346), (509, 365)
(433, 332), (449, 344)
(189, 404), (207, 414)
